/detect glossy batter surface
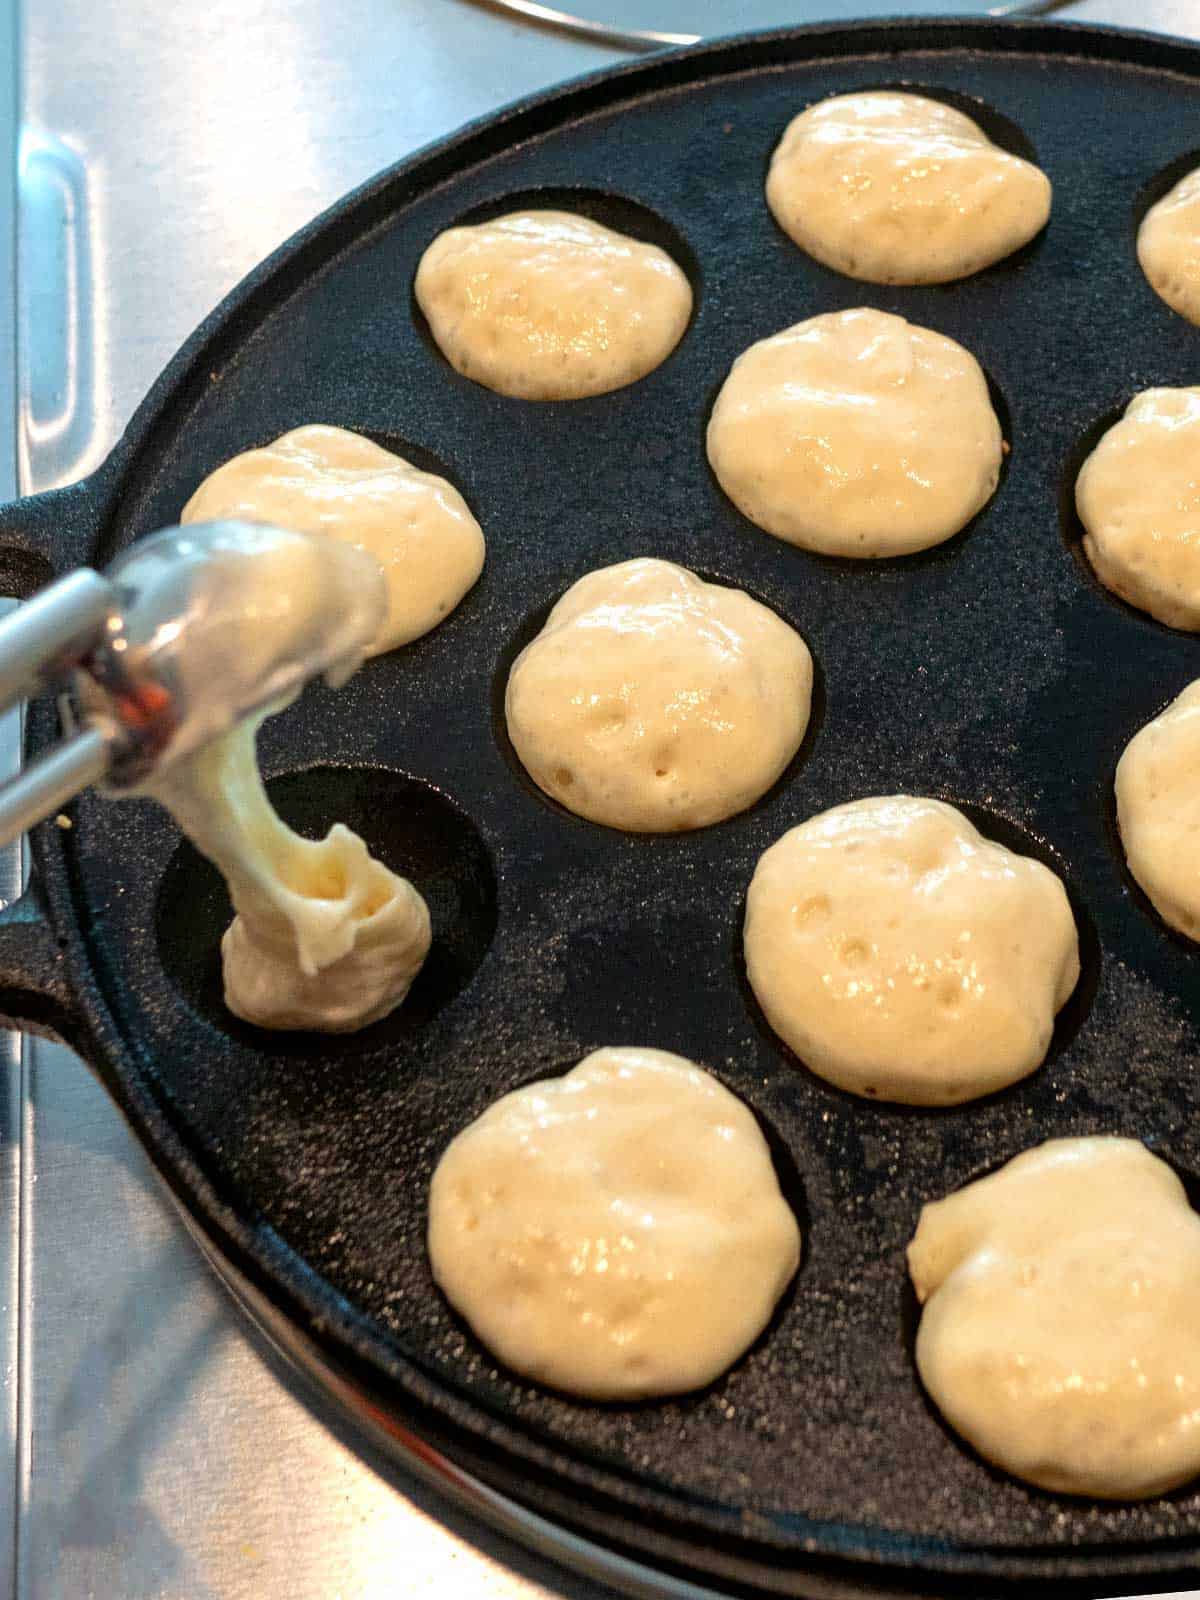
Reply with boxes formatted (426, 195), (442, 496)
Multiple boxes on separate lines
(766, 90), (1051, 285)
(1076, 388), (1200, 631)
(414, 210), (692, 400)
(744, 797), (1079, 1105)
(427, 1046), (801, 1400)
(182, 425), (485, 653)
(909, 1138), (1200, 1499)
(1116, 678), (1200, 941)
(1138, 166), (1200, 325)
(706, 309), (1003, 557)
(504, 558), (813, 831)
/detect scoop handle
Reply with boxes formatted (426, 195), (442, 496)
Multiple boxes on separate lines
(0, 568), (117, 705)
(0, 727), (114, 848)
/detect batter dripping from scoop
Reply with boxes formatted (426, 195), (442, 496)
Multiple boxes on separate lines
(151, 714), (430, 1032)
(102, 521), (432, 1033)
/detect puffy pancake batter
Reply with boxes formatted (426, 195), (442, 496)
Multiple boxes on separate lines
(504, 558), (813, 831)
(1116, 679), (1200, 940)
(1076, 389), (1200, 631)
(428, 1046), (801, 1400)
(908, 1138), (1200, 1499)
(743, 797), (1080, 1105)
(1138, 166), (1200, 325)
(414, 210), (692, 400)
(766, 90), (1051, 285)
(706, 309), (1003, 557)
(182, 425), (485, 653)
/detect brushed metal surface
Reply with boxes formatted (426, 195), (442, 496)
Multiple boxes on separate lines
(0, 3), (12, 505)
(9, 1), (1200, 1597)
(17, 134), (100, 497)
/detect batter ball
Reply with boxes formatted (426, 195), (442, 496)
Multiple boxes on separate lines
(182, 425), (485, 654)
(909, 1138), (1200, 1498)
(428, 1046), (801, 1400)
(1116, 678), (1200, 940)
(744, 796), (1080, 1105)
(766, 90), (1051, 284)
(505, 558), (813, 831)
(707, 309), (1003, 557)
(1138, 165), (1200, 325)
(1076, 388), (1200, 631)
(415, 209), (692, 399)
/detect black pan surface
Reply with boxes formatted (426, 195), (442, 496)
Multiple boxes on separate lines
(2, 18), (1200, 1597)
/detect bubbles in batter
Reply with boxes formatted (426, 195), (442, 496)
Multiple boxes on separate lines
(182, 425), (485, 653)
(766, 90), (1051, 285)
(504, 558), (813, 831)
(707, 309), (1003, 557)
(910, 1138), (1200, 1498)
(744, 796), (1079, 1105)
(414, 209), (692, 400)
(428, 1046), (801, 1400)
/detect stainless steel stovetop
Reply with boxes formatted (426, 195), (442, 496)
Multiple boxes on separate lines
(4, 1), (1198, 1596)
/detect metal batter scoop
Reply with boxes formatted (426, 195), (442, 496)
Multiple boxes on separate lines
(0, 522), (387, 847)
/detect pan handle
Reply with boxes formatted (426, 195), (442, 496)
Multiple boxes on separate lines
(0, 475), (108, 1051)
(0, 475), (109, 598)
(0, 876), (85, 1049)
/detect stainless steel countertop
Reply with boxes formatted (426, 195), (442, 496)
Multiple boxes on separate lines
(0, 13), (22, 1590)
(7, 2), (1200, 1596)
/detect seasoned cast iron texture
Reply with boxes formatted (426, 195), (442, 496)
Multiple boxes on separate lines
(2, 19), (1200, 1597)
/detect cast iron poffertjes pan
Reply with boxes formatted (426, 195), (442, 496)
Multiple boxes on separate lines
(3, 16), (1200, 1597)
